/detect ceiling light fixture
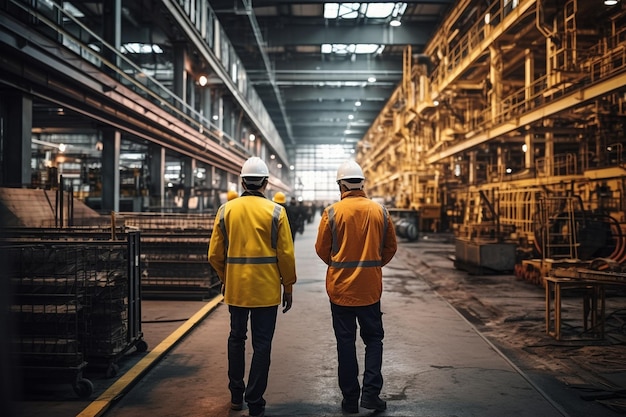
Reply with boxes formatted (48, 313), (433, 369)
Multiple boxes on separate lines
(604, 0), (618, 5)
(368, 76), (376, 83)
(390, 18), (401, 27)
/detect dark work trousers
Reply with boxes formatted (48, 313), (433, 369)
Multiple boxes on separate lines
(228, 305), (278, 415)
(330, 301), (384, 402)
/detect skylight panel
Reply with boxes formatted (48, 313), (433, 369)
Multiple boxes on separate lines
(323, 3), (364, 19)
(122, 43), (164, 54)
(321, 44), (385, 54)
(354, 44), (380, 54)
(338, 3), (360, 19)
(330, 44), (353, 55)
(323, 3), (338, 19)
(324, 2), (406, 19)
(364, 3), (395, 18)
(322, 2), (400, 56)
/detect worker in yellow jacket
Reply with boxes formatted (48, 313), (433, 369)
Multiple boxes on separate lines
(209, 156), (296, 417)
(315, 160), (397, 414)
(226, 189), (239, 201)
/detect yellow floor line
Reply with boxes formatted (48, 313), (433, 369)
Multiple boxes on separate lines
(76, 295), (224, 417)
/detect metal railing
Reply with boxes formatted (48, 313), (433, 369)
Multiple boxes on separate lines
(5, 0), (294, 179)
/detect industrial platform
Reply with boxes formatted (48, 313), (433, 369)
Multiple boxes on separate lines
(13, 219), (624, 417)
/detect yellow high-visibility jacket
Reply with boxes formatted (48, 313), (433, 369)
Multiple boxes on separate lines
(315, 190), (397, 306)
(208, 192), (297, 307)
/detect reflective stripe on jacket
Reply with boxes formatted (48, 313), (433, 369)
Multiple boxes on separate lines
(208, 194), (297, 307)
(315, 190), (397, 306)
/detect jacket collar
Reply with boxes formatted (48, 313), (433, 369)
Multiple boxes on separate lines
(341, 189), (367, 199)
(242, 190), (267, 198)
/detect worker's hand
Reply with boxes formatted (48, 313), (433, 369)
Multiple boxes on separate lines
(282, 292), (293, 313)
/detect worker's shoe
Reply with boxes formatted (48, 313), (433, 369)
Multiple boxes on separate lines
(341, 399), (359, 414)
(247, 409), (265, 417)
(360, 396), (387, 411)
(230, 402), (243, 411)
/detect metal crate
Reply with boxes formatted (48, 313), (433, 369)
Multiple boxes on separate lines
(119, 213), (220, 299)
(8, 244), (93, 398)
(4, 230), (145, 395)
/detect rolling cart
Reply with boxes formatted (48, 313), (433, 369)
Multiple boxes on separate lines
(5, 229), (147, 396)
(8, 244), (94, 398)
(80, 231), (147, 377)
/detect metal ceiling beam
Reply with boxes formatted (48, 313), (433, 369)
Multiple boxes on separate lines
(265, 23), (437, 46)
(294, 138), (362, 145)
(253, 77), (399, 86)
(294, 126), (367, 135)
(293, 136), (364, 144)
(280, 101), (384, 111)
(289, 109), (379, 118)
(291, 120), (371, 128)
(280, 85), (394, 101)
(270, 79), (398, 87)
(254, 58), (403, 80)
(211, 0), (453, 6)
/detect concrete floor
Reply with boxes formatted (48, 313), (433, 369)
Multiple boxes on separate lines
(13, 215), (623, 417)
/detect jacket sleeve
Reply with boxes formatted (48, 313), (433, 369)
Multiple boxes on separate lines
(208, 206), (226, 283)
(315, 209), (332, 265)
(276, 208), (297, 292)
(381, 213), (398, 267)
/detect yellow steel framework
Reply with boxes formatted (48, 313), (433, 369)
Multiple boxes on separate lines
(357, 0), (626, 245)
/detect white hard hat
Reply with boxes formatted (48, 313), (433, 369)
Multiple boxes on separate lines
(336, 160), (365, 181)
(336, 160), (365, 190)
(240, 157), (269, 185)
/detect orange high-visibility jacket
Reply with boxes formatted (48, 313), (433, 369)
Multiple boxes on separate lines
(315, 190), (397, 306)
(209, 193), (297, 307)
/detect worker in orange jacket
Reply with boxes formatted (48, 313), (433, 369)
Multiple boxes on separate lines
(315, 160), (397, 414)
(209, 157), (296, 417)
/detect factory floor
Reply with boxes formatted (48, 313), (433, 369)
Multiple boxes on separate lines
(12, 216), (626, 417)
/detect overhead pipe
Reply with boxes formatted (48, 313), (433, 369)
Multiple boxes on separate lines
(240, 0), (295, 145)
(535, 0), (556, 40)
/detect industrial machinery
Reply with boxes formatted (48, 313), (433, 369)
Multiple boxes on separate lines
(388, 208), (420, 241)
(354, 0), (626, 280)
(453, 171), (626, 278)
